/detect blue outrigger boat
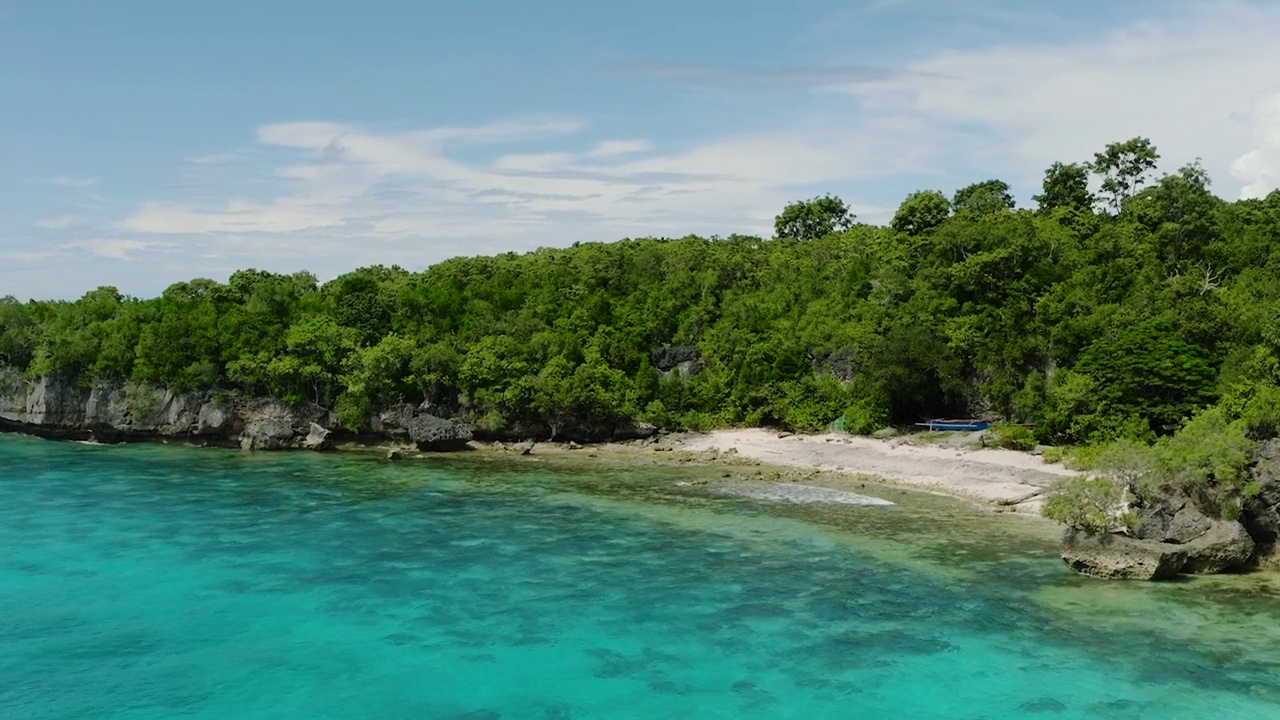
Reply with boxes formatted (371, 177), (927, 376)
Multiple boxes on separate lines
(916, 418), (991, 432)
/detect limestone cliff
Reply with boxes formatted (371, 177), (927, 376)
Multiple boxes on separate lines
(0, 370), (471, 451)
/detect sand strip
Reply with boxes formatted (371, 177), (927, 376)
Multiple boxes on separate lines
(660, 429), (1077, 514)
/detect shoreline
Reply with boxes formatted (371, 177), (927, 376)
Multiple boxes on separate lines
(398, 427), (1078, 517)
(4, 423), (1074, 517)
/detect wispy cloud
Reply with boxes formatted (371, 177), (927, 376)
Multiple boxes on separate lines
(49, 0), (1278, 302)
(66, 238), (175, 260)
(601, 61), (927, 88)
(49, 176), (98, 188)
(34, 215), (75, 229)
(588, 139), (652, 158)
(185, 151), (251, 165)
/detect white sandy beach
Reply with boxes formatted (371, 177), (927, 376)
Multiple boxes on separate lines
(662, 429), (1079, 514)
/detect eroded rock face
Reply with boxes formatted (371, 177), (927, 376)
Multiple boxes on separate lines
(303, 422), (333, 452)
(1243, 439), (1280, 546)
(613, 420), (657, 441)
(1060, 529), (1188, 581)
(1133, 492), (1214, 544)
(196, 402), (233, 436)
(240, 418), (296, 451)
(1256, 543), (1280, 572)
(406, 414), (472, 450)
(1062, 484), (1258, 579)
(25, 376), (88, 427)
(1181, 520), (1255, 574)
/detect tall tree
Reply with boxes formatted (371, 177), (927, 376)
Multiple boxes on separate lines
(891, 190), (951, 236)
(952, 179), (1015, 216)
(1034, 162), (1094, 213)
(1090, 137), (1160, 212)
(774, 195), (856, 241)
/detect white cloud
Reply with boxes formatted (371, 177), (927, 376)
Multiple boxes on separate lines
(92, 0), (1280, 296)
(1232, 93), (1280, 198)
(838, 0), (1280, 195)
(588, 140), (652, 157)
(66, 239), (173, 260)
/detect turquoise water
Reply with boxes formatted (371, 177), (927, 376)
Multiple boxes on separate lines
(3, 435), (1280, 719)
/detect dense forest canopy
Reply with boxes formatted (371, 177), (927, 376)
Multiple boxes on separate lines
(3, 137), (1279, 450)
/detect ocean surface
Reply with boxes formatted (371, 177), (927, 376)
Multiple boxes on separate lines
(3, 434), (1280, 719)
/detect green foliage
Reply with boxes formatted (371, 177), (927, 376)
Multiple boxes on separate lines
(1042, 476), (1127, 533)
(1041, 447), (1064, 464)
(989, 422), (1036, 451)
(774, 195), (855, 241)
(124, 381), (166, 423)
(1091, 438), (1159, 496)
(952, 179), (1014, 216)
(1091, 136), (1160, 212)
(1034, 162), (1093, 213)
(1151, 408), (1254, 516)
(0, 297), (37, 370)
(891, 190), (951, 236)
(841, 378), (891, 436)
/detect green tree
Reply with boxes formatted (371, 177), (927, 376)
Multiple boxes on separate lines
(1034, 162), (1094, 213)
(951, 179), (1014, 216)
(890, 190), (951, 236)
(774, 195), (855, 241)
(0, 297), (37, 370)
(1091, 137), (1160, 212)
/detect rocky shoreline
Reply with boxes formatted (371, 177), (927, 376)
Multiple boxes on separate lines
(0, 372), (657, 453)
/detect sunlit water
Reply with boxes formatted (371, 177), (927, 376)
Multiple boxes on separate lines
(3, 434), (1280, 719)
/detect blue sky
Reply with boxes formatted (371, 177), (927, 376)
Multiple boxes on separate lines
(3, 0), (1279, 299)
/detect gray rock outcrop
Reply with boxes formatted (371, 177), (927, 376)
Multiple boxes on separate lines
(1061, 482), (1260, 579)
(1181, 519), (1255, 574)
(1060, 529), (1189, 581)
(650, 346), (704, 377)
(405, 413), (472, 450)
(1133, 491), (1214, 544)
(613, 420), (657, 441)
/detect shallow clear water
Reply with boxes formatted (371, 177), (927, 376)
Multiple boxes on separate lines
(3, 434), (1280, 719)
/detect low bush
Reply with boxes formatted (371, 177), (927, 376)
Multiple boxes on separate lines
(989, 422), (1036, 451)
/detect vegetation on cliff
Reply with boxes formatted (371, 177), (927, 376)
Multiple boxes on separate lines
(1, 137), (1278, 463)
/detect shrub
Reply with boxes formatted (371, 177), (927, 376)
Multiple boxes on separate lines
(1151, 407), (1255, 517)
(990, 422), (1037, 451)
(1041, 447), (1063, 464)
(474, 409), (507, 433)
(841, 377), (890, 436)
(1042, 476), (1128, 533)
(124, 381), (165, 423)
